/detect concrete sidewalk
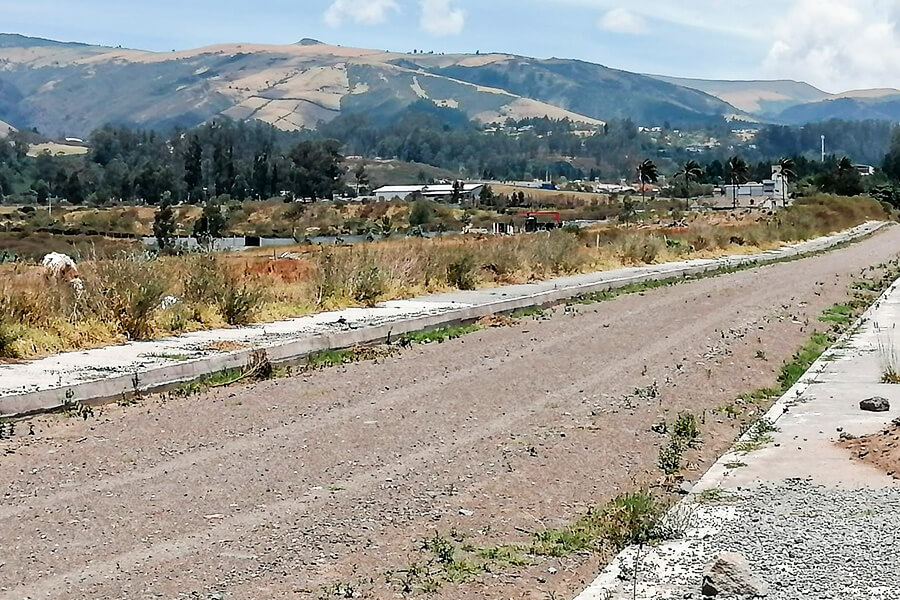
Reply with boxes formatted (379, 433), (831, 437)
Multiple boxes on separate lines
(0, 221), (887, 417)
(575, 254), (900, 600)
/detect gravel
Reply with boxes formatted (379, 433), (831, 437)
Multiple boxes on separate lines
(634, 480), (900, 600)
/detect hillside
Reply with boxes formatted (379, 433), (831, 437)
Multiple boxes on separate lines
(777, 95), (900, 124)
(653, 75), (900, 124)
(0, 34), (741, 137)
(650, 76), (828, 117)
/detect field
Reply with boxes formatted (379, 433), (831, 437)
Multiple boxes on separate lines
(26, 141), (90, 157)
(2, 225), (898, 599)
(0, 195), (889, 360)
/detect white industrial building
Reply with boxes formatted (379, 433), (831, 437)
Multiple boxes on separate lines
(721, 166), (789, 208)
(373, 183), (484, 202)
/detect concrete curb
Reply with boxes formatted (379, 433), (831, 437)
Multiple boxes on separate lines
(1, 221), (889, 418)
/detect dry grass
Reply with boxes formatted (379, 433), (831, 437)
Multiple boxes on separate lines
(0, 195), (888, 359)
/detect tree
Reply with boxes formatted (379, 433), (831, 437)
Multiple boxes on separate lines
(883, 128), (900, 182)
(450, 180), (463, 204)
(675, 160), (702, 210)
(252, 153), (269, 200)
(636, 159), (659, 204)
(65, 171), (85, 204)
(726, 156), (749, 209)
(777, 157), (796, 207)
(192, 198), (226, 251)
(352, 163), (370, 197)
(153, 192), (177, 253)
(288, 140), (344, 201)
(820, 156), (863, 196)
(409, 199), (434, 228)
(183, 135), (203, 202)
(478, 184), (495, 207)
(32, 179), (50, 206)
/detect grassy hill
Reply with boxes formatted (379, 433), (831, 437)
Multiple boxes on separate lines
(650, 76), (828, 117)
(777, 95), (900, 124)
(0, 34), (743, 137)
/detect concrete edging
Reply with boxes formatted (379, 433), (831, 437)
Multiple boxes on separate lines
(1, 221), (889, 417)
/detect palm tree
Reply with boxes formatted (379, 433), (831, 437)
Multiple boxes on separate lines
(676, 160), (703, 210)
(777, 157), (796, 207)
(838, 156), (855, 173)
(726, 156), (749, 209)
(636, 159), (659, 205)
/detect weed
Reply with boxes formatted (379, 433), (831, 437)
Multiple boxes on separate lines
(447, 255), (478, 290)
(657, 444), (683, 476)
(656, 411), (701, 476)
(63, 398), (95, 420)
(725, 461), (748, 469)
(715, 403), (742, 419)
(0, 318), (20, 359)
(876, 328), (900, 383)
(694, 488), (733, 504)
(398, 324), (480, 345)
(778, 332), (831, 391)
(510, 307), (546, 319)
(819, 303), (854, 325)
(735, 417), (779, 453)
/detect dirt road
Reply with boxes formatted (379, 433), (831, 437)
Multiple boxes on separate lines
(3, 226), (900, 600)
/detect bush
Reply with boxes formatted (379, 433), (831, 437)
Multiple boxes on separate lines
(220, 274), (264, 326)
(0, 319), (20, 358)
(619, 234), (665, 264)
(671, 411), (700, 444)
(89, 256), (168, 340)
(353, 265), (387, 306)
(447, 255), (478, 290)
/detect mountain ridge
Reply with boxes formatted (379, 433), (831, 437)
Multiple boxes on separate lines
(0, 34), (744, 137)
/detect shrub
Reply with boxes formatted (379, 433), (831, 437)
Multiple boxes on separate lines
(671, 411), (700, 445)
(353, 265), (387, 306)
(220, 275), (264, 326)
(0, 319), (20, 358)
(89, 256), (168, 340)
(657, 443), (682, 475)
(447, 255), (478, 290)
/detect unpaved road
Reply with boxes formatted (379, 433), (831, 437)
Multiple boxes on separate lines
(3, 226), (900, 600)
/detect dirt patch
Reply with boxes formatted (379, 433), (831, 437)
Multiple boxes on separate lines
(838, 419), (900, 479)
(1, 228), (899, 599)
(244, 256), (314, 283)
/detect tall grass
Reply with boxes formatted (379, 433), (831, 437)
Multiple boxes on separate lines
(0, 195), (888, 359)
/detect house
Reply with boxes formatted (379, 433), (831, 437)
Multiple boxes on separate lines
(855, 164), (876, 177)
(373, 183), (484, 202)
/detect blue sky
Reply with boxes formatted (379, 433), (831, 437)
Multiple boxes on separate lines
(4, 0), (900, 92)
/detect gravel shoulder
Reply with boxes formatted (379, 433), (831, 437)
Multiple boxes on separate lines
(2, 227), (900, 600)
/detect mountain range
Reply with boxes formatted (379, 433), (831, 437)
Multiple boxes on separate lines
(0, 34), (897, 138)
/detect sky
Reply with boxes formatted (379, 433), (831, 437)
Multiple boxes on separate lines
(3, 0), (900, 93)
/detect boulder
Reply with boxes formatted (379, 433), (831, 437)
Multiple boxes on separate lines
(701, 552), (768, 597)
(860, 397), (890, 413)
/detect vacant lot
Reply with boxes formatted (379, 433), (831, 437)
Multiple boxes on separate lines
(1, 226), (899, 599)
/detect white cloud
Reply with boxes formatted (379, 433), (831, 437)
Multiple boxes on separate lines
(763, 0), (900, 91)
(323, 0), (399, 27)
(420, 0), (465, 36)
(598, 8), (647, 35)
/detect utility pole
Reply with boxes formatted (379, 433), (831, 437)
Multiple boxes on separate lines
(821, 135), (826, 162)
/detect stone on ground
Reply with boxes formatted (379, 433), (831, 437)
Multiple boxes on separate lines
(859, 396), (890, 412)
(701, 551), (768, 597)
